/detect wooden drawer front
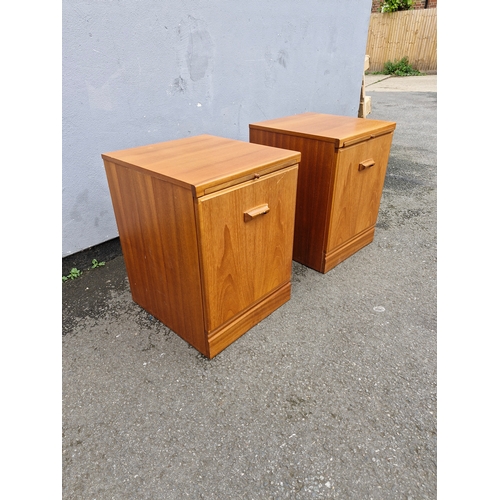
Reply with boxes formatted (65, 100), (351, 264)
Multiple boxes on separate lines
(326, 132), (393, 252)
(196, 165), (298, 333)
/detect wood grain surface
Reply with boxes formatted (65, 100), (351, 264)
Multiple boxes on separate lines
(103, 160), (207, 353)
(103, 135), (300, 357)
(250, 112), (395, 148)
(196, 165), (298, 333)
(326, 132), (393, 254)
(103, 135), (300, 198)
(250, 113), (396, 273)
(249, 128), (333, 271)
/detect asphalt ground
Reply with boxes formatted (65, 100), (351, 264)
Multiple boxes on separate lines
(62, 81), (437, 499)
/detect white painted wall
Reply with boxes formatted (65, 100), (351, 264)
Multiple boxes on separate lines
(62, 0), (372, 256)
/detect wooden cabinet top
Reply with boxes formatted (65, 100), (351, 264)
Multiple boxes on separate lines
(102, 134), (301, 198)
(249, 112), (396, 148)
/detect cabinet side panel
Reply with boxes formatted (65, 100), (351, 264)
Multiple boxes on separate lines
(103, 161), (206, 354)
(104, 161), (153, 308)
(250, 129), (334, 271)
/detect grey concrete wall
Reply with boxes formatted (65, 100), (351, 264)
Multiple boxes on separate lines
(62, 0), (372, 257)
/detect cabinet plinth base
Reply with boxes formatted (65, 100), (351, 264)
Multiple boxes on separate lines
(207, 282), (291, 359)
(321, 226), (375, 273)
(293, 226), (375, 273)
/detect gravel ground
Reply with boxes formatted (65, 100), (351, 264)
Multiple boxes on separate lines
(62, 90), (437, 499)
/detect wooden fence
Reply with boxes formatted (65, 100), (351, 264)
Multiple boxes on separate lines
(365, 8), (437, 73)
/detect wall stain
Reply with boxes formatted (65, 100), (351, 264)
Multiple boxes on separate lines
(187, 28), (214, 81)
(265, 48), (289, 87)
(264, 51), (276, 88)
(172, 76), (187, 93)
(174, 16), (214, 89)
(277, 49), (288, 68)
(70, 190), (89, 222)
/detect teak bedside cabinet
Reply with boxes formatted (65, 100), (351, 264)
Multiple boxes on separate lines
(249, 112), (396, 273)
(102, 135), (300, 358)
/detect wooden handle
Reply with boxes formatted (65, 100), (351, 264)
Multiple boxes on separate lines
(358, 159), (375, 171)
(244, 204), (270, 222)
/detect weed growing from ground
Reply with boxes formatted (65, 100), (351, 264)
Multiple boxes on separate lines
(371, 57), (423, 77)
(62, 268), (82, 282)
(62, 259), (106, 282)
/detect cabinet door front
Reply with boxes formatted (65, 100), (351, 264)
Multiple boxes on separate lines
(326, 132), (393, 252)
(197, 165), (298, 333)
